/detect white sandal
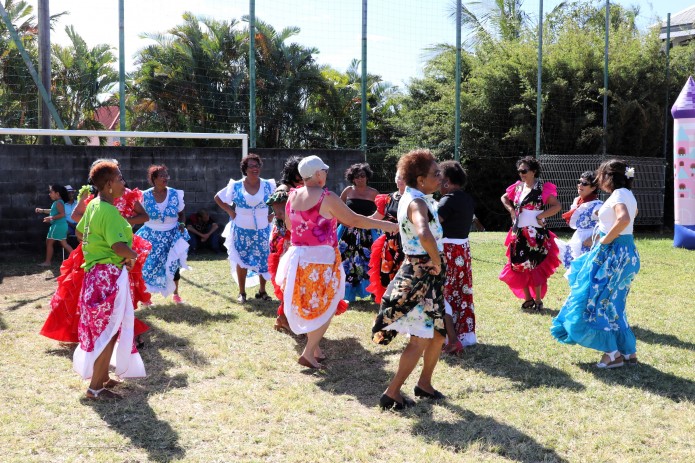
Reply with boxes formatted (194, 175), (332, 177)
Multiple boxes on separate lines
(596, 350), (624, 369)
(86, 387), (122, 400)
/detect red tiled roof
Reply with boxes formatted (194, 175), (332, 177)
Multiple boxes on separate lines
(94, 106), (120, 130)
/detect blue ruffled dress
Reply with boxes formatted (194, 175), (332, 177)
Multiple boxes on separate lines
(550, 233), (640, 355)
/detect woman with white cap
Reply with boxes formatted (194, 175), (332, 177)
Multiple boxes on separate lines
(277, 156), (398, 369)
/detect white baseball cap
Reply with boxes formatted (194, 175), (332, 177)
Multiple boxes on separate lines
(298, 155), (329, 179)
(65, 185), (75, 191)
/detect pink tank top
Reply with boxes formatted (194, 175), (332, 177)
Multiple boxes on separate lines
(287, 188), (338, 247)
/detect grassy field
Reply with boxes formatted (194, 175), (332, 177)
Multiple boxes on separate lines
(0, 232), (693, 463)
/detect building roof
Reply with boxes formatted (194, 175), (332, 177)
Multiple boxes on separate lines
(94, 106), (120, 130)
(660, 5), (695, 41)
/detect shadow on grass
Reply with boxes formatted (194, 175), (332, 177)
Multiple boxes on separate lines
(138, 303), (237, 326)
(2, 293), (53, 311)
(344, 299), (380, 314)
(444, 344), (585, 391)
(578, 362), (695, 402)
(512, 304), (560, 317)
(632, 325), (695, 351)
(413, 401), (569, 462)
(311, 336), (399, 408)
(179, 274), (278, 319)
(82, 322), (210, 462)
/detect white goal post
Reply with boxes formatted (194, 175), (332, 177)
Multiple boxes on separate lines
(0, 128), (248, 157)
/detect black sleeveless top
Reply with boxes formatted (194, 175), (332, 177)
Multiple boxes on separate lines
(346, 198), (377, 216)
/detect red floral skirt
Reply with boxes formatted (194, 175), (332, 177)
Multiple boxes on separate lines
(443, 242), (477, 345)
(40, 238), (151, 343)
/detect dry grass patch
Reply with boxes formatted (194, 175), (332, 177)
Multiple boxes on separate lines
(0, 234), (693, 462)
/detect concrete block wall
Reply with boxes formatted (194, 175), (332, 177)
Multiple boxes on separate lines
(0, 145), (364, 253)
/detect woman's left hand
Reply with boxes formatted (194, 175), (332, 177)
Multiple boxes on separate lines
(425, 261), (441, 275)
(536, 216), (545, 227)
(43, 217), (52, 223)
(122, 258), (135, 271)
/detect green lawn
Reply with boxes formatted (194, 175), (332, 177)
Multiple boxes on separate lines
(0, 233), (693, 462)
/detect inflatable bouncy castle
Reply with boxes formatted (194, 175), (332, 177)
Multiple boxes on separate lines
(672, 76), (695, 249)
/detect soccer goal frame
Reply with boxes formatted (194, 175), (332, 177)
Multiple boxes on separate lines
(0, 128), (248, 157)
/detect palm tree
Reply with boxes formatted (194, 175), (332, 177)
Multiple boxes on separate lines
(130, 13), (248, 144)
(0, 0), (39, 133)
(250, 18), (324, 148)
(51, 25), (118, 133)
(451, 0), (534, 47)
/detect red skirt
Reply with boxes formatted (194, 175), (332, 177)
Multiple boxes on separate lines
(40, 238), (151, 343)
(443, 242), (477, 345)
(366, 232), (403, 305)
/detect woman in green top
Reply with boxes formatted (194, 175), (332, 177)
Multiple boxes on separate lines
(73, 161), (146, 401)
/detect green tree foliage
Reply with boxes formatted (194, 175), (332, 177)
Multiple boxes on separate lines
(130, 13), (248, 145)
(51, 25), (118, 134)
(0, 0), (39, 133)
(389, 0), (694, 229)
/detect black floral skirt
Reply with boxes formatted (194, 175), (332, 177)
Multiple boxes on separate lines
(371, 254), (447, 346)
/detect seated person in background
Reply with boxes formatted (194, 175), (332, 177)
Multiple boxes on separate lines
(64, 185), (78, 235)
(186, 209), (221, 253)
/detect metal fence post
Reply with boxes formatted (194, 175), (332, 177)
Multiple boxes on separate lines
(249, 0), (257, 149)
(535, 0), (544, 158)
(455, 0), (461, 162)
(361, 0), (368, 158)
(119, 0), (126, 146)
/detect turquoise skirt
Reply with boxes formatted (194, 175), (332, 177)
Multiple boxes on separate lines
(47, 220), (68, 240)
(550, 234), (640, 355)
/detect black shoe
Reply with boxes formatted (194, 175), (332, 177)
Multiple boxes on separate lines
(379, 393), (415, 410)
(414, 385), (446, 400)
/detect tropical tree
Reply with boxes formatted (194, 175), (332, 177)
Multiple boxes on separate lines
(250, 19), (324, 148)
(0, 0), (39, 134)
(130, 13), (248, 145)
(51, 25), (118, 133)
(452, 0), (534, 47)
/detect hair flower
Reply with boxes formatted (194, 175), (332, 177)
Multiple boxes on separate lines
(625, 166), (635, 179)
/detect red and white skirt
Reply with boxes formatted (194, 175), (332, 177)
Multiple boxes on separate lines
(72, 264), (146, 380)
(443, 239), (477, 346)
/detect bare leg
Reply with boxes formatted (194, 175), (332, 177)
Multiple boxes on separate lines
(522, 287), (532, 301)
(384, 336), (429, 401)
(89, 335), (118, 390)
(533, 285), (543, 304)
(300, 318), (332, 367)
(417, 331), (446, 393)
(259, 274), (267, 294)
(41, 239), (54, 265)
(60, 239), (74, 255)
(444, 314), (457, 345)
(236, 265), (247, 296)
(443, 314), (463, 354)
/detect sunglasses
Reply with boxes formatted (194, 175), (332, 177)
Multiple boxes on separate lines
(354, 173), (367, 178)
(577, 180), (592, 187)
(517, 169), (529, 174)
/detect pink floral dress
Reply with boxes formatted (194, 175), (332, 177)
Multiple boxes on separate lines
(499, 180), (561, 300)
(276, 188), (348, 334)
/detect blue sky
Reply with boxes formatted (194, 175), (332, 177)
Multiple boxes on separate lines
(28, 0), (692, 86)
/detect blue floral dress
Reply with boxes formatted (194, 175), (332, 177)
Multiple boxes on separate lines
(556, 198), (603, 268)
(217, 178), (275, 285)
(337, 198), (378, 301)
(136, 188), (190, 297)
(551, 189), (640, 355)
